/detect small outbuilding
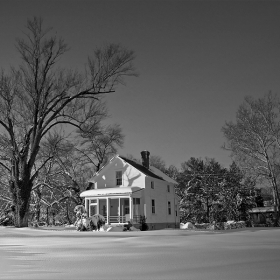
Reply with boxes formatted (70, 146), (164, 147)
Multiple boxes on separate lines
(249, 206), (275, 225)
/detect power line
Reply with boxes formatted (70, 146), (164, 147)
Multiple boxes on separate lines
(179, 173), (244, 177)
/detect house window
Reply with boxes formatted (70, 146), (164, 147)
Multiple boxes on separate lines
(133, 198), (140, 205)
(151, 181), (154, 189)
(168, 201), (171, 215)
(116, 171), (122, 186)
(152, 199), (155, 214)
(167, 185), (170, 192)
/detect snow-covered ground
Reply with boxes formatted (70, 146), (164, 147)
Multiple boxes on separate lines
(0, 227), (280, 280)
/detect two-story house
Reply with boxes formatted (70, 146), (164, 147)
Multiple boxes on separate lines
(80, 151), (180, 230)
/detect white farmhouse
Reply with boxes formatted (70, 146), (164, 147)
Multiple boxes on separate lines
(80, 151), (180, 230)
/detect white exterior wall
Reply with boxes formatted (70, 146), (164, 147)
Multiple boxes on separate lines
(92, 157), (145, 189)
(144, 177), (179, 226)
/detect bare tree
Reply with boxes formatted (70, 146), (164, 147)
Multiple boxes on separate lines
(0, 165), (13, 214)
(28, 118), (124, 224)
(165, 165), (179, 180)
(0, 17), (136, 227)
(149, 155), (166, 172)
(124, 154), (167, 172)
(222, 93), (280, 225)
(77, 123), (124, 172)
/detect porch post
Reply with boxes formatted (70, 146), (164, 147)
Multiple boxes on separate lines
(97, 198), (99, 215)
(144, 203), (146, 217)
(118, 197), (121, 223)
(130, 195), (133, 222)
(85, 199), (88, 217)
(106, 198), (109, 224)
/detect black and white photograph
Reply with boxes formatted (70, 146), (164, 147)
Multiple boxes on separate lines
(0, 0), (280, 279)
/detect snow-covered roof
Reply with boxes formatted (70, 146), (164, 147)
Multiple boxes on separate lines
(149, 166), (178, 184)
(119, 156), (178, 184)
(80, 187), (142, 197)
(119, 156), (164, 181)
(249, 206), (274, 213)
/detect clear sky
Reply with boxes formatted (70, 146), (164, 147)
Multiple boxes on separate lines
(1, 0), (280, 169)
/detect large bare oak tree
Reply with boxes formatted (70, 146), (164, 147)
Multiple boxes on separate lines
(0, 17), (136, 227)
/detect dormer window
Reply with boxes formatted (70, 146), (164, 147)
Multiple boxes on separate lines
(116, 171), (122, 186)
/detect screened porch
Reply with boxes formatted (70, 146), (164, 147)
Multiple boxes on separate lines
(80, 187), (142, 224)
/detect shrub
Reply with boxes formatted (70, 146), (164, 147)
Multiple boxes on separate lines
(139, 215), (149, 231)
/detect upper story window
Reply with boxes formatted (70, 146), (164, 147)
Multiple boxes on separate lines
(151, 181), (154, 189)
(152, 199), (155, 214)
(168, 201), (171, 215)
(116, 171), (122, 186)
(167, 185), (170, 192)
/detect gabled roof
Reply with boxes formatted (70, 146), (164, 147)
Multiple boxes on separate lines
(119, 156), (165, 181)
(89, 154), (177, 184)
(149, 166), (178, 184)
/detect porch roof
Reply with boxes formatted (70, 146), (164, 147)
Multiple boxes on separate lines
(80, 187), (141, 198)
(249, 206), (275, 213)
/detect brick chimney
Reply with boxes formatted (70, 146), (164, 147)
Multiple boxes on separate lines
(141, 150), (150, 169)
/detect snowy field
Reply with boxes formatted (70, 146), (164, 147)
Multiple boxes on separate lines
(0, 227), (280, 280)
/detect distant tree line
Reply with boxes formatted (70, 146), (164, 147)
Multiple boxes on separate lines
(173, 159), (261, 224)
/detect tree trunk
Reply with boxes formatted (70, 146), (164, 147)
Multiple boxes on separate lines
(46, 207), (49, 226)
(35, 189), (41, 222)
(10, 180), (33, 227)
(66, 201), (72, 224)
(206, 198), (210, 223)
(272, 191), (280, 227)
(270, 176), (280, 226)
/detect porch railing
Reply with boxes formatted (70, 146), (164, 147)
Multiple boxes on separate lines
(103, 215), (141, 224)
(109, 215), (126, 223)
(133, 215), (141, 223)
